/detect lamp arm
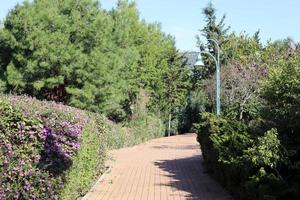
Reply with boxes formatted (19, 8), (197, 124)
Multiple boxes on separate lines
(200, 51), (218, 65)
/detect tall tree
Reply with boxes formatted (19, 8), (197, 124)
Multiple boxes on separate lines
(0, 0), (183, 125)
(161, 52), (190, 136)
(194, 2), (230, 81)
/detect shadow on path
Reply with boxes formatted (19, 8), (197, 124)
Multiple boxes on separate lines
(154, 155), (232, 200)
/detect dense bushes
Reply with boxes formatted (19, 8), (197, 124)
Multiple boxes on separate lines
(195, 113), (286, 199)
(0, 95), (107, 199)
(195, 55), (300, 200)
(262, 56), (300, 133)
(195, 58), (300, 199)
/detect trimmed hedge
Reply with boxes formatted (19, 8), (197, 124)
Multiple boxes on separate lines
(105, 112), (165, 149)
(0, 94), (166, 199)
(0, 95), (107, 199)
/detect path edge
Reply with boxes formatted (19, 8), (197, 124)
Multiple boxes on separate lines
(81, 164), (113, 200)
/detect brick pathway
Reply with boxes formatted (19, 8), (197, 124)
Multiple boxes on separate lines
(85, 133), (232, 200)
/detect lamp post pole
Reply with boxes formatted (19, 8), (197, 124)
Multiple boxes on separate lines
(194, 39), (221, 115)
(208, 39), (221, 116)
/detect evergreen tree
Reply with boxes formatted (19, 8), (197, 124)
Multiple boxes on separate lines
(0, 0), (184, 125)
(194, 2), (230, 81)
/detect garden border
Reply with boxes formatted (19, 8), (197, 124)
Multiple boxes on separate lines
(81, 164), (112, 200)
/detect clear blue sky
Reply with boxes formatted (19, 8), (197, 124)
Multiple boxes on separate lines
(1, 0), (299, 51)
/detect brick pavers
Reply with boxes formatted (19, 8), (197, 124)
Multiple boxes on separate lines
(85, 133), (232, 200)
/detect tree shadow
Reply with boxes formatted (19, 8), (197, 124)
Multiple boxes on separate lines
(154, 155), (233, 200)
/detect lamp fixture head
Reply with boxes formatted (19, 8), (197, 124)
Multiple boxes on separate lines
(194, 52), (204, 67)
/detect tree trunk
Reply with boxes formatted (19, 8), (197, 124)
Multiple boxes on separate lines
(168, 113), (171, 137)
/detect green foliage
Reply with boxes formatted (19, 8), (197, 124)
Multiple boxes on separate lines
(195, 113), (286, 200)
(245, 129), (283, 168)
(0, 93), (166, 198)
(126, 113), (165, 145)
(61, 117), (107, 199)
(178, 89), (208, 132)
(0, 0), (184, 125)
(104, 120), (127, 150)
(0, 99), (59, 199)
(260, 54), (300, 199)
(158, 52), (191, 135)
(221, 32), (262, 65)
(262, 56), (300, 133)
(158, 52), (190, 114)
(99, 112), (165, 149)
(244, 167), (284, 200)
(192, 3), (300, 200)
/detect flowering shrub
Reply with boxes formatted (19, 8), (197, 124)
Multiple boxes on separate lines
(0, 94), (164, 199)
(0, 95), (106, 199)
(0, 100), (61, 199)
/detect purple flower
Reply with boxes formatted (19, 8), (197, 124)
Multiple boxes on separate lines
(24, 169), (32, 176)
(24, 181), (32, 191)
(4, 159), (10, 164)
(5, 143), (12, 150)
(12, 167), (20, 173)
(22, 113), (29, 118)
(43, 126), (52, 135)
(74, 143), (81, 150)
(14, 193), (20, 199)
(19, 159), (25, 165)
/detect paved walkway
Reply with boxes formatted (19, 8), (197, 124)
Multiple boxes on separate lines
(85, 133), (232, 200)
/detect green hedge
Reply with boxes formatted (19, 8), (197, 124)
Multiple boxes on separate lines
(105, 113), (165, 149)
(195, 112), (286, 200)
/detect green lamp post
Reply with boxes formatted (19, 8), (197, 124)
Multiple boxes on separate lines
(194, 39), (221, 115)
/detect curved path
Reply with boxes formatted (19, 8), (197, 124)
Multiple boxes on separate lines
(85, 133), (232, 200)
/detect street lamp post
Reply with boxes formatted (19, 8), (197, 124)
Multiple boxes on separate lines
(194, 39), (221, 115)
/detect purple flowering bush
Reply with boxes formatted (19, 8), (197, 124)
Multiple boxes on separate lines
(0, 95), (107, 199)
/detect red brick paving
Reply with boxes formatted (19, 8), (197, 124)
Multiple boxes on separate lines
(85, 133), (232, 200)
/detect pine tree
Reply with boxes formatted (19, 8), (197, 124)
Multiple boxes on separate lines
(0, 0), (183, 124)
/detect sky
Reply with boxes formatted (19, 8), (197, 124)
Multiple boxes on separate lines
(1, 0), (300, 51)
